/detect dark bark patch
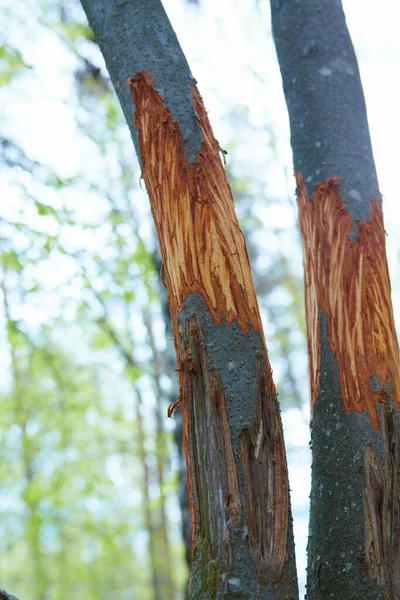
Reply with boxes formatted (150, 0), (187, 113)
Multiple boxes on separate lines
(270, 0), (379, 221)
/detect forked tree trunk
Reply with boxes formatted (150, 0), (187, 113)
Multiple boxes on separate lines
(271, 1), (400, 598)
(80, 0), (298, 597)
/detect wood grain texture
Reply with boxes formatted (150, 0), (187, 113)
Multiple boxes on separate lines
(239, 356), (289, 581)
(129, 71), (262, 334)
(364, 406), (400, 595)
(297, 174), (400, 429)
(179, 312), (290, 586)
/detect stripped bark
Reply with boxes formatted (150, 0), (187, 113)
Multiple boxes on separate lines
(271, 0), (400, 597)
(297, 177), (399, 429)
(129, 72), (261, 334)
(80, 0), (298, 596)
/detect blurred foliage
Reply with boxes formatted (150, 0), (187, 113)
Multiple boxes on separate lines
(0, 0), (308, 599)
(0, 45), (31, 86)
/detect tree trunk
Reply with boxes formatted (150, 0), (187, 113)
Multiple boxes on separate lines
(143, 311), (175, 599)
(135, 389), (163, 600)
(155, 249), (192, 566)
(80, 0), (298, 597)
(271, 1), (400, 598)
(2, 277), (48, 600)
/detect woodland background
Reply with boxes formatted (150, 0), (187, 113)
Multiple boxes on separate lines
(0, 0), (399, 598)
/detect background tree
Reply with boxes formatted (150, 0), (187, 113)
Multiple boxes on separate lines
(271, 1), (400, 598)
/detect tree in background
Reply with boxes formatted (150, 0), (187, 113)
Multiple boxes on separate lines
(271, 0), (400, 598)
(80, 0), (299, 598)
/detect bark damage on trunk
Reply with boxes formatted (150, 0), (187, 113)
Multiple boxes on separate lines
(297, 175), (400, 598)
(271, 0), (400, 596)
(129, 71), (261, 333)
(297, 175), (400, 429)
(128, 71), (298, 599)
(364, 412), (400, 593)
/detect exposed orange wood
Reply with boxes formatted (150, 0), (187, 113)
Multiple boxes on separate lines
(128, 71), (262, 334)
(297, 175), (400, 429)
(211, 372), (242, 528)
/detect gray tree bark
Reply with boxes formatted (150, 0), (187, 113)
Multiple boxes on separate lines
(271, 1), (400, 598)
(80, 0), (298, 597)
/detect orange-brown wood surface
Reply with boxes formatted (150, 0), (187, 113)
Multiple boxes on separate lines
(129, 71), (262, 334)
(297, 175), (400, 429)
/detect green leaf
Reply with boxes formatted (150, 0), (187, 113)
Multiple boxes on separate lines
(0, 45), (31, 86)
(43, 235), (58, 252)
(55, 22), (95, 43)
(45, 174), (74, 189)
(90, 329), (113, 350)
(99, 92), (120, 132)
(1, 250), (23, 272)
(122, 289), (135, 303)
(35, 200), (58, 217)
